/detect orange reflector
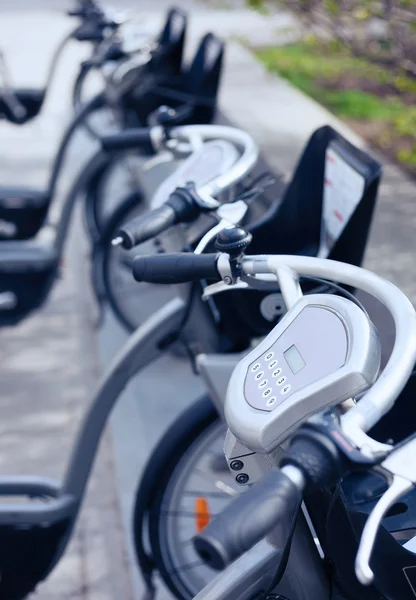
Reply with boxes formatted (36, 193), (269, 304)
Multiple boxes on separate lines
(195, 497), (211, 533)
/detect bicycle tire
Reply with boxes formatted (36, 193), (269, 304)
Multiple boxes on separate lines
(73, 63), (101, 139)
(73, 63), (119, 139)
(73, 63), (91, 113)
(99, 192), (175, 332)
(92, 152), (144, 235)
(132, 395), (238, 600)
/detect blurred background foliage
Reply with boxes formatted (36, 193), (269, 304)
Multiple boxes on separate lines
(249, 0), (416, 173)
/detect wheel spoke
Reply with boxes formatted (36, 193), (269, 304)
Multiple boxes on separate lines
(194, 467), (239, 497)
(167, 560), (206, 576)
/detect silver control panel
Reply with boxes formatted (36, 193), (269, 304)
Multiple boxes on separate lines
(225, 294), (381, 454)
(245, 306), (347, 411)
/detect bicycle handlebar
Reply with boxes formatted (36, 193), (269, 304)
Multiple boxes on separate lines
(105, 124), (257, 189)
(101, 127), (154, 152)
(114, 204), (177, 249)
(194, 467), (302, 570)
(133, 253), (220, 284)
(130, 250), (416, 447)
(194, 420), (345, 569)
(113, 186), (206, 249)
(131, 249), (416, 582)
(168, 125), (259, 198)
(239, 254), (416, 437)
(110, 125), (257, 250)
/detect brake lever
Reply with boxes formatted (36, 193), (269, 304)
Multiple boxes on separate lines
(355, 434), (416, 585)
(202, 272), (281, 300)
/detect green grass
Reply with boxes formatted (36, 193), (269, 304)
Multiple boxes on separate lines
(256, 40), (416, 170)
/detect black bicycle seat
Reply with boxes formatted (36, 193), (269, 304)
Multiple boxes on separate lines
(0, 233), (59, 326)
(0, 187), (50, 240)
(0, 88), (45, 124)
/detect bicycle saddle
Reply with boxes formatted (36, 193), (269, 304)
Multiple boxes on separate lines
(0, 187), (50, 239)
(0, 230), (58, 326)
(0, 88), (45, 125)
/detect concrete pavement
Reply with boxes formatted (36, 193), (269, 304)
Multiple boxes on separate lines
(0, 3), (415, 599)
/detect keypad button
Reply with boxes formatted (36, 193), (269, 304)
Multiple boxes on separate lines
(259, 379), (268, 389)
(266, 396), (277, 407)
(262, 387), (272, 398)
(280, 384), (292, 395)
(251, 363), (261, 372)
(255, 371), (264, 381)
(276, 376), (287, 386)
(265, 352), (274, 361)
(272, 368), (282, 378)
(268, 360), (278, 369)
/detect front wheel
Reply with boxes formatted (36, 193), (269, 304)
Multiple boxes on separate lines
(98, 193), (175, 332)
(132, 396), (242, 600)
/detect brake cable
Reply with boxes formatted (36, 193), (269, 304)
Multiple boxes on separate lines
(299, 276), (369, 318)
(231, 171), (276, 205)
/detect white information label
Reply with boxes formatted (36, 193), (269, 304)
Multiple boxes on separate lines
(318, 146), (365, 257)
(404, 535), (416, 555)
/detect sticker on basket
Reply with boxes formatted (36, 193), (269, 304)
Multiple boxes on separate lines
(404, 535), (416, 555)
(319, 145), (365, 258)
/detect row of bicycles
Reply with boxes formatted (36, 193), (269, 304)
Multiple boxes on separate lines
(1, 2), (416, 600)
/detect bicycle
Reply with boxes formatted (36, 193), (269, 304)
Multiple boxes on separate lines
(0, 1), (185, 127)
(95, 122), (260, 331)
(0, 0), (127, 125)
(98, 125), (381, 337)
(0, 122), (243, 330)
(0, 28), (223, 242)
(100, 126), (384, 599)
(133, 246), (416, 600)
(71, 5), (188, 138)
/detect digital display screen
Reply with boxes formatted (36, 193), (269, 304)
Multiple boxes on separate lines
(284, 345), (306, 374)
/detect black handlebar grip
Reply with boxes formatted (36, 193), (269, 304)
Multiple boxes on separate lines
(101, 128), (153, 153)
(132, 253), (220, 284)
(116, 204), (177, 249)
(193, 470), (301, 570)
